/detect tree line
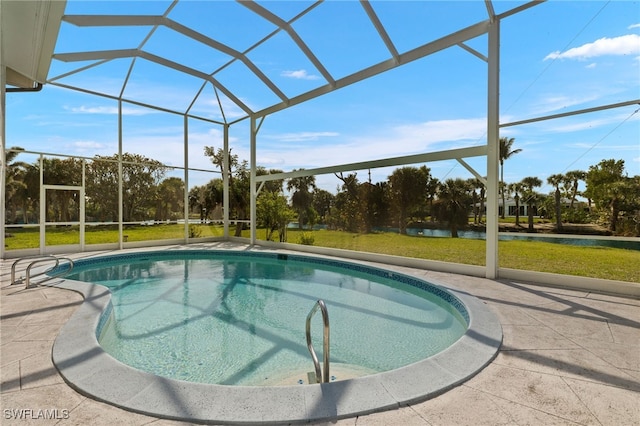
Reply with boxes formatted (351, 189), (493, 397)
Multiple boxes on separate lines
(5, 150), (178, 224)
(5, 143), (639, 238)
(189, 143), (640, 238)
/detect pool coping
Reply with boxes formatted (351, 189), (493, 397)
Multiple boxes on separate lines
(50, 247), (502, 425)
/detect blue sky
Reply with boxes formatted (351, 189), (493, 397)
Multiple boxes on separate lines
(5, 0), (640, 195)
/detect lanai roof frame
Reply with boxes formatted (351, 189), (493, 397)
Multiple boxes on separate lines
(1, 0), (564, 282)
(1, 0), (545, 277)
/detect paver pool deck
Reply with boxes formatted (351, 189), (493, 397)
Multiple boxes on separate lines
(2, 243), (639, 425)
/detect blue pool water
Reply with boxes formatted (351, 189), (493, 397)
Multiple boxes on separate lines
(65, 251), (468, 386)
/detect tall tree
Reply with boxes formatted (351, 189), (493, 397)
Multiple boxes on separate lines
(155, 177), (184, 221)
(189, 178), (223, 221)
(507, 181), (524, 227)
(435, 178), (471, 238)
(86, 153), (166, 222)
(286, 171), (317, 230)
(426, 177), (440, 223)
(499, 137), (522, 219)
(4, 147), (29, 223)
(257, 167), (285, 194)
(584, 159), (630, 232)
(255, 167), (289, 241)
(564, 169), (585, 210)
(312, 189), (335, 225)
(367, 181), (391, 230)
(204, 146), (249, 236)
(42, 157), (83, 222)
(333, 172), (362, 232)
(547, 173), (565, 231)
(467, 178), (486, 225)
(387, 166), (431, 235)
(521, 176), (542, 232)
(256, 191), (295, 242)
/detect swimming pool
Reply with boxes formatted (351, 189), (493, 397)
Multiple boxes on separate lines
(52, 247), (502, 424)
(66, 250), (468, 386)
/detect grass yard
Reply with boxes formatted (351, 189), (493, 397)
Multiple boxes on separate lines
(4, 223), (225, 248)
(4, 225), (639, 283)
(272, 229), (640, 283)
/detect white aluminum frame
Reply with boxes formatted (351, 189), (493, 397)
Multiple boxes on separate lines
(2, 1), (639, 296)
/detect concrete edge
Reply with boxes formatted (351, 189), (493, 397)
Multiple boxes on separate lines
(50, 248), (502, 425)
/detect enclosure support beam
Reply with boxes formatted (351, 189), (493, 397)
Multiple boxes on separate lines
(456, 158), (486, 186)
(80, 162), (85, 251)
(250, 116), (257, 245)
(38, 155), (44, 254)
(183, 115), (189, 242)
(222, 124), (229, 238)
(485, 18), (500, 280)
(256, 146), (487, 184)
(118, 100), (124, 250)
(0, 29), (5, 258)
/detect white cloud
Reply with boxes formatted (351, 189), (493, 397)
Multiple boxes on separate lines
(281, 69), (320, 80)
(393, 118), (487, 144)
(629, 23), (640, 30)
(544, 34), (640, 61)
(72, 141), (105, 150)
(586, 62), (597, 69)
(67, 105), (154, 116)
(528, 94), (601, 116)
(255, 118), (489, 177)
(265, 131), (339, 143)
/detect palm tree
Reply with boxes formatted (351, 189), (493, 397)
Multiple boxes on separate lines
(466, 178), (487, 225)
(499, 137), (522, 218)
(564, 169), (585, 210)
(547, 173), (565, 231)
(507, 182), (524, 227)
(387, 166), (430, 234)
(426, 177), (440, 223)
(521, 176), (542, 232)
(4, 147), (29, 223)
(437, 178), (471, 238)
(203, 146), (250, 236)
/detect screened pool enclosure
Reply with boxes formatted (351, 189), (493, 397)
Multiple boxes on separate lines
(2, 1), (639, 295)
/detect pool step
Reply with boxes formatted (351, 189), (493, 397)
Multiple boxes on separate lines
(259, 363), (379, 386)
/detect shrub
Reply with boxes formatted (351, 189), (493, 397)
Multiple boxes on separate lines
(563, 208), (590, 224)
(298, 232), (315, 245)
(189, 225), (202, 238)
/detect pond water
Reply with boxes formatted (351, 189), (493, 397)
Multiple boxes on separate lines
(397, 228), (639, 250)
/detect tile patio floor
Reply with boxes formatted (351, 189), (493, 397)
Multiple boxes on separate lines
(2, 245), (639, 425)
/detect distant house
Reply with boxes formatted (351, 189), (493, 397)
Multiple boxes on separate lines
(476, 198), (585, 218)
(501, 198), (541, 218)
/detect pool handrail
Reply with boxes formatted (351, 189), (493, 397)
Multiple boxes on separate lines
(305, 299), (330, 384)
(11, 255), (74, 288)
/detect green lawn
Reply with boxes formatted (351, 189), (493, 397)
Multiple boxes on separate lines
(4, 223), (225, 248)
(4, 225), (639, 283)
(267, 229), (640, 283)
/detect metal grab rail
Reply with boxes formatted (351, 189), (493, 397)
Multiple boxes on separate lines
(11, 255), (57, 285)
(11, 255), (74, 289)
(305, 299), (330, 384)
